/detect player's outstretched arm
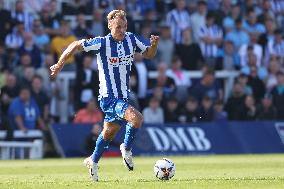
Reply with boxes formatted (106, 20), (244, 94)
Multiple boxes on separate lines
(50, 39), (84, 78)
(143, 35), (159, 59)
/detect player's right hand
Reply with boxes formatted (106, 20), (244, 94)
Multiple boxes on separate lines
(50, 64), (62, 79)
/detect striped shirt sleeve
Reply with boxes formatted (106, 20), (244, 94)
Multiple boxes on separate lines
(133, 34), (149, 54)
(81, 37), (102, 53)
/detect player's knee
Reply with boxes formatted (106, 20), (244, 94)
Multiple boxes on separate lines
(132, 112), (143, 128)
(102, 129), (115, 140)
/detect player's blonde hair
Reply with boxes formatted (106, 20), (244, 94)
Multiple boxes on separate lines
(107, 10), (127, 22)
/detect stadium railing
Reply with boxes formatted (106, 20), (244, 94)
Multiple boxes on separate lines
(0, 130), (43, 160)
(56, 70), (239, 123)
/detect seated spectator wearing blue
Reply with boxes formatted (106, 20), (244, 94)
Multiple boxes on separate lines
(191, 68), (222, 102)
(217, 40), (240, 70)
(240, 51), (268, 81)
(243, 8), (266, 34)
(225, 18), (250, 50)
(213, 100), (228, 122)
(8, 86), (45, 131)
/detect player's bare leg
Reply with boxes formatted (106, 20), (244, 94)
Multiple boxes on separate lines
(120, 105), (143, 171)
(84, 122), (121, 181)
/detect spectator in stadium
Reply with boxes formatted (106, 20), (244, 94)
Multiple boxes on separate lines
(263, 17), (276, 42)
(214, 0), (234, 26)
(136, 0), (156, 16)
(257, 0), (274, 24)
(167, 56), (191, 102)
(225, 82), (246, 120)
(36, 53), (54, 94)
(40, 5), (60, 38)
(8, 86), (45, 131)
(147, 63), (176, 98)
(266, 57), (282, 91)
(213, 100), (228, 121)
(14, 53), (32, 80)
(222, 3), (242, 31)
(164, 96), (180, 123)
(190, 0), (207, 43)
(225, 18), (250, 50)
(49, 79), (64, 123)
(237, 73), (253, 96)
(31, 75), (50, 122)
(166, 0), (191, 44)
(239, 40), (263, 70)
(75, 55), (99, 110)
(0, 43), (8, 70)
(32, 18), (50, 51)
(23, 0), (46, 15)
(5, 21), (24, 50)
(175, 28), (204, 70)
(242, 95), (257, 120)
(198, 95), (214, 122)
(89, 8), (106, 37)
(271, 71), (284, 119)
(143, 97), (164, 124)
(0, 0), (12, 43)
(156, 25), (174, 67)
(179, 96), (199, 123)
(199, 12), (223, 67)
(191, 68), (222, 102)
(217, 40), (240, 70)
(141, 9), (158, 33)
(148, 86), (167, 109)
(270, 0), (284, 28)
(62, 0), (92, 15)
(11, 0), (34, 32)
(73, 98), (103, 124)
(0, 73), (19, 117)
(18, 66), (35, 90)
(51, 21), (77, 71)
(130, 53), (149, 110)
(256, 94), (277, 120)
(17, 32), (42, 68)
(240, 51), (268, 81)
(247, 65), (266, 103)
(267, 29), (284, 59)
(73, 13), (90, 39)
(243, 8), (266, 35)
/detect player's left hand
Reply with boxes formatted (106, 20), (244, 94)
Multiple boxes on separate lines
(150, 35), (159, 47)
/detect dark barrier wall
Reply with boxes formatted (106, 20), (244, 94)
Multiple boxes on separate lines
(51, 122), (284, 157)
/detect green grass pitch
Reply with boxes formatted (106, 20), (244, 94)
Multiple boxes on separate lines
(0, 154), (284, 189)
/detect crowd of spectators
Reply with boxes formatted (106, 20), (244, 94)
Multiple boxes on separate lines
(1, 0), (284, 133)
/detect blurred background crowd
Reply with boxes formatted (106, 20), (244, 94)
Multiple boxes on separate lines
(1, 0), (284, 134)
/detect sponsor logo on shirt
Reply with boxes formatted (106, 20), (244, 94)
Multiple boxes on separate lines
(108, 55), (134, 66)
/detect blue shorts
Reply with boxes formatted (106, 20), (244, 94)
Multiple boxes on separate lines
(99, 97), (129, 123)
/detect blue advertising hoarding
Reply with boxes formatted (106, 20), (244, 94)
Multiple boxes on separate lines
(51, 122), (284, 157)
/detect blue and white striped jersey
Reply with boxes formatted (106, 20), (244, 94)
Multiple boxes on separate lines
(82, 32), (148, 99)
(267, 38), (284, 58)
(199, 24), (223, 58)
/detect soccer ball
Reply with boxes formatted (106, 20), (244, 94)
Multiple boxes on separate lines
(154, 158), (175, 180)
